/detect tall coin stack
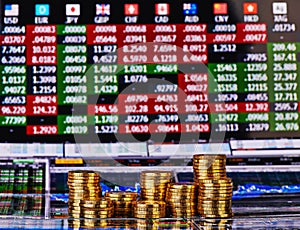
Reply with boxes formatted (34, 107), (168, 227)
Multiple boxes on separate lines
(140, 170), (173, 201)
(67, 170), (105, 229)
(105, 191), (138, 218)
(166, 182), (197, 218)
(193, 154), (233, 218)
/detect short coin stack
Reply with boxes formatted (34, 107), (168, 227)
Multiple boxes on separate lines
(166, 182), (197, 218)
(135, 200), (166, 219)
(140, 170), (173, 201)
(105, 191), (138, 218)
(68, 198), (113, 228)
(193, 154), (233, 218)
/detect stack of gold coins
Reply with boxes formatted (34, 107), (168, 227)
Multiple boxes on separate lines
(135, 200), (166, 219)
(166, 182), (197, 218)
(105, 191), (138, 218)
(198, 178), (233, 218)
(68, 170), (101, 203)
(140, 170), (173, 201)
(193, 154), (233, 219)
(68, 170), (105, 229)
(193, 154), (227, 181)
(68, 198), (113, 228)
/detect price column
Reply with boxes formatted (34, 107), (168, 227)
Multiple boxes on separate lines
(87, 25), (119, 135)
(0, 24), (27, 131)
(208, 62), (239, 134)
(268, 4), (299, 133)
(237, 22), (269, 133)
(178, 23), (209, 134)
(116, 24), (149, 135)
(57, 25), (88, 135)
(26, 25), (58, 135)
(208, 6), (240, 134)
(150, 24), (181, 134)
(268, 42), (299, 132)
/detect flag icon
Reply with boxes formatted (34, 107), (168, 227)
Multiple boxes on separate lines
(272, 2), (287, 14)
(35, 4), (50, 16)
(155, 3), (169, 15)
(96, 4), (110, 16)
(213, 3), (227, 14)
(124, 4), (139, 15)
(244, 3), (258, 14)
(66, 4), (80, 16)
(183, 3), (197, 15)
(4, 4), (19, 16)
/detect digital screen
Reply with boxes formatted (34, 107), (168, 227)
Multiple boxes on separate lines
(0, 159), (46, 217)
(0, 0), (299, 143)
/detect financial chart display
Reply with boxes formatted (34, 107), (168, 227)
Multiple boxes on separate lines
(0, 0), (300, 142)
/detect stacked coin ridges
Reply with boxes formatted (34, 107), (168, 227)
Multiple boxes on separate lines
(68, 170), (101, 202)
(140, 170), (173, 201)
(68, 198), (113, 228)
(193, 154), (233, 218)
(135, 200), (166, 219)
(166, 182), (197, 218)
(68, 170), (107, 228)
(193, 154), (227, 182)
(105, 191), (138, 218)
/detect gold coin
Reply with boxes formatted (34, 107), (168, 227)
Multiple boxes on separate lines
(136, 200), (166, 207)
(68, 170), (99, 175)
(193, 154), (226, 158)
(199, 189), (232, 194)
(197, 177), (232, 183)
(81, 204), (112, 209)
(201, 213), (233, 218)
(193, 160), (226, 164)
(193, 164), (226, 168)
(193, 162), (226, 167)
(200, 193), (232, 198)
(105, 191), (138, 198)
(168, 182), (196, 188)
(193, 169), (226, 173)
(68, 213), (81, 218)
(141, 170), (173, 175)
(81, 198), (110, 204)
(200, 203), (232, 208)
(168, 205), (197, 209)
(199, 199), (232, 203)
(135, 208), (162, 213)
(135, 214), (163, 219)
(135, 210), (163, 215)
(67, 176), (100, 180)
